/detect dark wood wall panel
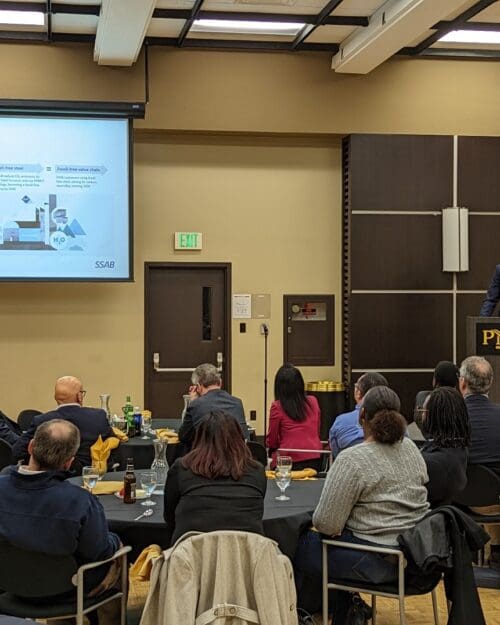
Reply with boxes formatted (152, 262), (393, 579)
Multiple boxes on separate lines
(351, 214), (452, 290)
(458, 136), (500, 211)
(381, 372), (433, 423)
(351, 294), (453, 369)
(456, 293), (488, 364)
(457, 216), (500, 290)
(349, 135), (453, 211)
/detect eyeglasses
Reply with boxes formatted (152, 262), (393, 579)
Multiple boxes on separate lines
(79, 389), (87, 397)
(414, 407), (428, 420)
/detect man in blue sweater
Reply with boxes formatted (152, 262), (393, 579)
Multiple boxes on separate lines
(0, 419), (121, 594)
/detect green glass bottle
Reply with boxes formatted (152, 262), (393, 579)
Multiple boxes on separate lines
(123, 395), (135, 437)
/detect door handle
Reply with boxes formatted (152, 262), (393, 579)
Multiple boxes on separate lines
(153, 352), (195, 373)
(217, 352), (223, 373)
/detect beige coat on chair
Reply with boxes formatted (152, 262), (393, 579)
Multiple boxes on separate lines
(139, 530), (298, 625)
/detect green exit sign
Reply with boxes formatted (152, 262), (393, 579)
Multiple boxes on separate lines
(174, 232), (203, 250)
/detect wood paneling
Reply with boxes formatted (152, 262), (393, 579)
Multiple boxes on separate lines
(351, 214), (451, 290)
(457, 215), (500, 290)
(349, 135), (453, 211)
(458, 136), (500, 212)
(456, 293), (487, 364)
(351, 294), (453, 369)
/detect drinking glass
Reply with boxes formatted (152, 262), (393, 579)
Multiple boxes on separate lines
(277, 455), (293, 472)
(142, 413), (153, 439)
(82, 466), (99, 494)
(275, 467), (291, 501)
(140, 470), (158, 507)
(112, 414), (127, 434)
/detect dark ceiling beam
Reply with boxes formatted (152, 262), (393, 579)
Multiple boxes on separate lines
(292, 0), (345, 50)
(413, 46), (500, 59)
(145, 35), (339, 53)
(0, 1), (45, 10)
(433, 20), (500, 31)
(52, 3), (100, 15)
(0, 29), (47, 41)
(177, 0), (204, 47)
(409, 0), (498, 55)
(51, 32), (94, 42)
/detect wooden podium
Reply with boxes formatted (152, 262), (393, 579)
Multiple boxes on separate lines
(466, 316), (500, 403)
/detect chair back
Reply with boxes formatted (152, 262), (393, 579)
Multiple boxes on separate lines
(454, 463), (500, 507)
(0, 540), (77, 598)
(0, 439), (13, 470)
(246, 441), (268, 466)
(17, 409), (42, 432)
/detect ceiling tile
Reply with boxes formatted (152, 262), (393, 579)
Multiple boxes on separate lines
(52, 13), (98, 34)
(331, 0), (384, 17)
(147, 18), (185, 37)
(305, 24), (356, 43)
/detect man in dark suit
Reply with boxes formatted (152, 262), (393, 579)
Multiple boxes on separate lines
(178, 363), (248, 449)
(0, 410), (21, 446)
(479, 264), (500, 316)
(12, 375), (113, 473)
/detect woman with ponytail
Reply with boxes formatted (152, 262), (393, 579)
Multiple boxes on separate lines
(294, 386), (429, 622)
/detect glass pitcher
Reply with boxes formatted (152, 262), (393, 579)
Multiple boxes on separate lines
(181, 394), (190, 421)
(99, 394), (111, 423)
(151, 439), (169, 491)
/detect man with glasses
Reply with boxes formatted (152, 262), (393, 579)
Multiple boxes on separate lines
(13, 375), (113, 474)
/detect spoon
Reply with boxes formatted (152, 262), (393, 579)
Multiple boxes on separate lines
(134, 508), (154, 521)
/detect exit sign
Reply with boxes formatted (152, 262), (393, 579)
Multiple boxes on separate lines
(174, 232), (203, 250)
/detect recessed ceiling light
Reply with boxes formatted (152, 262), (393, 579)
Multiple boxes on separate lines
(0, 10), (45, 26)
(191, 19), (305, 37)
(439, 29), (500, 45)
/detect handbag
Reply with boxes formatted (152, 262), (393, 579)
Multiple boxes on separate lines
(345, 593), (373, 625)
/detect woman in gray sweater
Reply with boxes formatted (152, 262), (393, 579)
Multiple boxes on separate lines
(294, 386), (429, 622)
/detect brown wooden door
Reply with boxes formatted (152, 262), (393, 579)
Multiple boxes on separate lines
(144, 263), (231, 419)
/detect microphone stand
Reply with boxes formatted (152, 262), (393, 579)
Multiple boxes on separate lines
(261, 323), (269, 446)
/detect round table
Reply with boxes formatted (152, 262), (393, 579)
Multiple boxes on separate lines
(115, 419), (183, 470)
(70, 472), (324, 560)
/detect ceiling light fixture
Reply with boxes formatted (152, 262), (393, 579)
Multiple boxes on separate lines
(439, 29), (500, 45)
(191, 19), (305, 36)
(0, 10), (45, 26)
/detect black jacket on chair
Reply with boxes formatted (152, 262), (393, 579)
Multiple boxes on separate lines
(399, 506), (489, 625)
(0, 411), (21, 446)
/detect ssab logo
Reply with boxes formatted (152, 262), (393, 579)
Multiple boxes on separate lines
(95, 260), (115, 269)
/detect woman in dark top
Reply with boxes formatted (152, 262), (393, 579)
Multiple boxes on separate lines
(163, 410), (267, 545)
(420, 386), (470, 507)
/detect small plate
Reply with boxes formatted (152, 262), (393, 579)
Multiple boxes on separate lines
(114, 489), (147, 500)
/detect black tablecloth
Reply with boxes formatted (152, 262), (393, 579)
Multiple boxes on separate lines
(0, 618), (37, 625)
(69, 472), (324, 560)
(115, 419), (183, 470)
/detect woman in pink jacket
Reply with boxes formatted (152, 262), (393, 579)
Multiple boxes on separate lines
(266, 364), (322, 471)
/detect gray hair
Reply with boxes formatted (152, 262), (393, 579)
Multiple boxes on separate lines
(191, 363), (221, 388)
(459, 356), (493, 394)
(31, 419), (80, 470)
(356, 372), (388, 397)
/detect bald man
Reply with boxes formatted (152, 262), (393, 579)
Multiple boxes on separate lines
(12, 376), (113, 474)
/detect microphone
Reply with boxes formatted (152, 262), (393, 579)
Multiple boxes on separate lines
(261, 323), (269, 336)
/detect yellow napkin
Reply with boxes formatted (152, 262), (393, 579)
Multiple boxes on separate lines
(154, 429), (179, 444)
(266, 468), (318, 480)
(89, 481), (124, 495)
(130, 545), (163, 581)
(112, 427), (129, 442)
(90, 435), (121, 475)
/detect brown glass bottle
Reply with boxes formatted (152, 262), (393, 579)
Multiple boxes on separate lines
(123, 458), (136, 504)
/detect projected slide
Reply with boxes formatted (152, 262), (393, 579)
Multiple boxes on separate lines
(0, 116), (130, 280)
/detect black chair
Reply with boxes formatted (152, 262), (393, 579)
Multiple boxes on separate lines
(16, 410), (41, 432)
(0, 540), (131, 625)
(247, 441), (268, 466)
(0, 440), (13, 471)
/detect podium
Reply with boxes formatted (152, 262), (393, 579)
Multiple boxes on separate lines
(466, 316), (500, 403)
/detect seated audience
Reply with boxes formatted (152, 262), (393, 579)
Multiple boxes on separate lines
(328, 372), (387, 457)
(459, 356), (500, 474)
(294, 386), (429, 621)
(414, 360), (460, 417)
(0, 419), (121, 595)
(266, 363), (322, 470)
(12, 375), (113, 474)
(419, 387), (470, 507)
(164, 410), (266, 546)
(459, 355), (500, 569)
(0, 409), (20, 446)
(178, 363), (249, 449)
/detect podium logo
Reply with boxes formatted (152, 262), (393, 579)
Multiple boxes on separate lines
(482, 329), (500, 350)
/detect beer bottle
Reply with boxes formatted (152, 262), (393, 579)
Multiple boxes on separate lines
(123, 458), (136, 504)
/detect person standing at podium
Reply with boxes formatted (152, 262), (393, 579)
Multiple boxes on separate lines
(479, 264), (500, 316)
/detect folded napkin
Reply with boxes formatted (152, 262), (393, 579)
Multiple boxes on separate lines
(90, 435), (121, 475)
(89, 480), (124, 495)
(111, 427), (129, 442)
(154, 429), (179, 444)
(130, 544), (163, 581)
(266, 468), (317, 480)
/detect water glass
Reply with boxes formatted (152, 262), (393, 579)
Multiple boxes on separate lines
(82, 466), (99, 494)
(140, 470), (158, 507)
(142, 413), (152, 439)
(275, 467), (291, 501)
(277, 455), (293, 472)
